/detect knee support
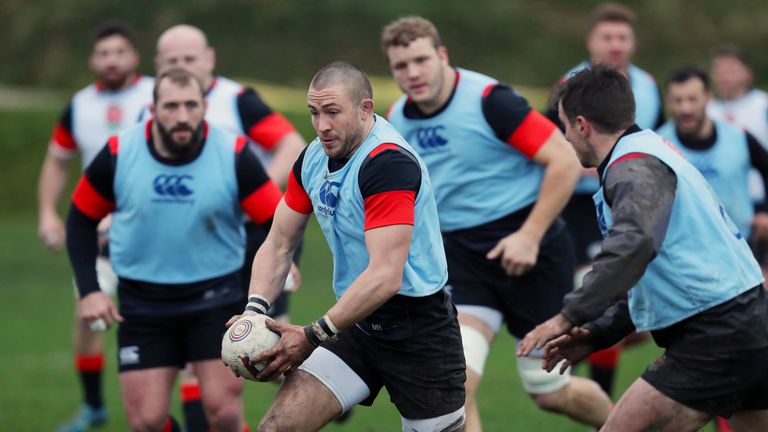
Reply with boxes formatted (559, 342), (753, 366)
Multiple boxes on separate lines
(460, 325), (490, 375)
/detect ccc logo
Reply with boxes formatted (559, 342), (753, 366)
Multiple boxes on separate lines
(414, 126), (448, 149)
(153, 174), (194, 196)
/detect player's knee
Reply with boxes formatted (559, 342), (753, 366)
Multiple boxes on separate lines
(206, 404), (240, 431)
(530, 388), (568, 413)
(460, 324), (490, 380)
(126, 411), (168, 432)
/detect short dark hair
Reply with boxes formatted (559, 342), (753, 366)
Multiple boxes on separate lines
(556, 65), (636, 134)
(381, 16), (443, 55)
(666, 66), (710, 91)
(310, 61), (373, 104)
(591, 3), (636, 30)
(92, 20), (138, 49)
(153, 68), (204, 103)
(711, 44), (752, 69)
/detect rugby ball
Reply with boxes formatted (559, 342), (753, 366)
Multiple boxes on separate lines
(221, 314), (280, 380)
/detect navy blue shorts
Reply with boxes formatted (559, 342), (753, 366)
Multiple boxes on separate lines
(117, 301), (241, 372)
(643, 286), (768, 418)
(320, 290), (466, 419)
(444, 223), (575, 339)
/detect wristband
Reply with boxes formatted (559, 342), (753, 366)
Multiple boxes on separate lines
(304, 325), (322, 347)
(303, 315), (340, 347)
(245, 295), (271, 315)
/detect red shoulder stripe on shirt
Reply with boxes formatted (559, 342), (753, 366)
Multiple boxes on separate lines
(284, 170), (313, 214)
(248, 113), (296, 150)
(234, 136), (248, 153)
(72, 176), (115, 220)
(108, 135), (119, 155)
(240, 180), (283, 224)
(368, 143), (400, 159)
(363, 190), (416, 231)
(507, 110), (556, 158)
(481, 84), (495, 98)
(609, 152), (647, 168)
(51, 123), (77, 151)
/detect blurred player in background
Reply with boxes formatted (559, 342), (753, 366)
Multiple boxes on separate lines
(658, 66), (768, 432)
(37, 21), (153, 432)
(708, 45), (768, 149)
(382, 16), (611, 432)
(657, 66), (768, 246)
(549, 2), (662, 397)
(66, 68), (283, 432)
(229, 61), (467, 431)
(520, 65), (768, 432)
(153, 24), (306, 430)
(708, 46), (768, 293)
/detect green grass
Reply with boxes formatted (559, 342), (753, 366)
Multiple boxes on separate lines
(0, 215), (671, 431)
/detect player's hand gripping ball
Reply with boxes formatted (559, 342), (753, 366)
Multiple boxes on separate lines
(222, 314), (280, 380)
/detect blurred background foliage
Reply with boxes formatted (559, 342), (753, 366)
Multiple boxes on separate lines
(2, 0), (768, 91)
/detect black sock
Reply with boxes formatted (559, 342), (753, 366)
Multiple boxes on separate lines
(181, 383), (209, 432)
(81, 371), (103, 409)
(75, 354), (104, 409)
(182, 399), (209, 432)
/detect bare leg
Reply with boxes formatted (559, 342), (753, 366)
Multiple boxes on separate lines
(730, 410), (768, 432)
(602, 378), (710, 432)
(529, 376), (612, 427)
(193, 359), (244, 432)
(120, 367), (177, 432)
(258, 370), (342, 432)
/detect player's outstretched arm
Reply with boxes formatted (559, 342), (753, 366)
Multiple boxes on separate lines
(246, 199), (310, 308)
(488, 129), (580, 276)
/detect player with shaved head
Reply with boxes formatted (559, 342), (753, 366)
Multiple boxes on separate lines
(227, 61), (467, 431)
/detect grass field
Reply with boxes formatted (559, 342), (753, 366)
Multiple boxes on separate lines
(0, 83), (712, 431)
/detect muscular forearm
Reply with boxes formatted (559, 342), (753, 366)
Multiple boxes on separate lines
(521, 153), (579, 240)
(325, 266), (402, 331)
(247, 236), (295, 304)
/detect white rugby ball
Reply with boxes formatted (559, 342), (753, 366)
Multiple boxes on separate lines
(221, 314), (280, 380)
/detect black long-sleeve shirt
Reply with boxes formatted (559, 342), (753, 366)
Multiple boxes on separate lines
(561, 127), (677, 343)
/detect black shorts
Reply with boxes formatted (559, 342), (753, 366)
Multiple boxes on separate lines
(561, 193), (602, 265)
(241, 222), (302, 317)
(117, 301), (242, 372)
(321, 289), (466, 419)
(445, 223), (575, 339)
(643, 286), (768, 418)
